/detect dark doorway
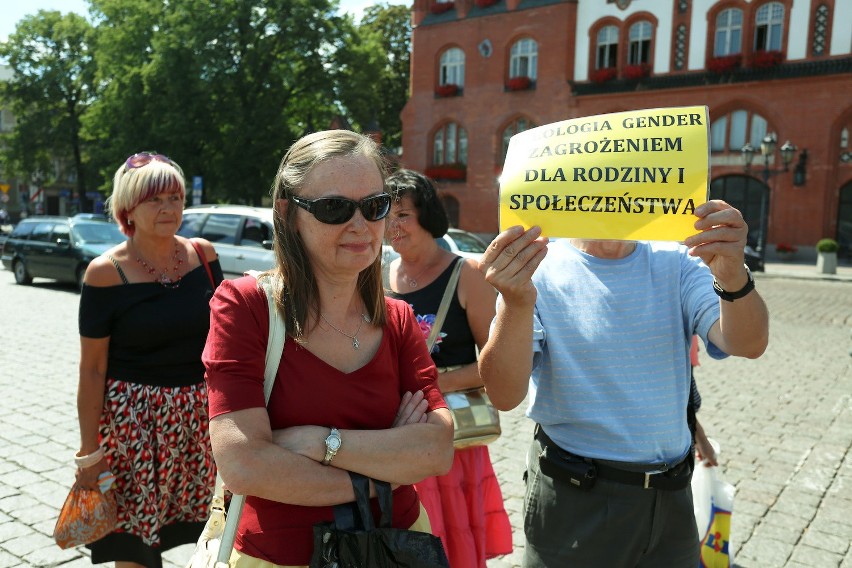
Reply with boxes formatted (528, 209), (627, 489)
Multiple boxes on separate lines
(837, 182), (852, 261)
(710, 174), (769, 265)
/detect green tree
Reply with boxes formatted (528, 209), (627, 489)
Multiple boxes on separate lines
(335, 4), (410, 151)
(0, 11), (97, 210)
(86, 0), (345, 204)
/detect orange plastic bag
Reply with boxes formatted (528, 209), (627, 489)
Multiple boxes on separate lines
(53, 484), (117, 549)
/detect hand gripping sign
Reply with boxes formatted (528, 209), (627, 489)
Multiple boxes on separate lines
(499, 106), (709, 242)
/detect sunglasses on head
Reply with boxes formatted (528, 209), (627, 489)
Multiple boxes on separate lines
(124, 152), (174, 172)
(289, 193), (391, 225)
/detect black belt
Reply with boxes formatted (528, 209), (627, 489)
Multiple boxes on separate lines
(535, 425), (693, 491)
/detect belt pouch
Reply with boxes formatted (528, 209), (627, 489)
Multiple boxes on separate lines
(538, 444), (597, 491)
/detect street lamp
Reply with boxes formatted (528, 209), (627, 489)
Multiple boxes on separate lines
(741, 132), (799, 265)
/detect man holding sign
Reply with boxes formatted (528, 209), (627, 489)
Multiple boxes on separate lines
(478, 108), (769, 567)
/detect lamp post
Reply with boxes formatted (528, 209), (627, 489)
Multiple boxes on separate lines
(741, 132), (798, 265)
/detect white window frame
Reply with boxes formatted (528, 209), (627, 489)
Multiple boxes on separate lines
(714, 8), (743, 56)
(439, 48), (465, 87)
(755, 2), (784, 52)
(596, 25), (619, 69)
(628, 21), (652, 65)
(509, 38), (538, 80)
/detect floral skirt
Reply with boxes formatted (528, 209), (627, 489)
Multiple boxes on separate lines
(87, 378), (215, 566)
(415, 445), (513, 568)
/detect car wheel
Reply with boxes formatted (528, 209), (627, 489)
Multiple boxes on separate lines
(76, 265), (87, 292)
(13, 259), (32, 285)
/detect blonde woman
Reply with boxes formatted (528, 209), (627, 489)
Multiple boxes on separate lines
(75, 153), (222, 567)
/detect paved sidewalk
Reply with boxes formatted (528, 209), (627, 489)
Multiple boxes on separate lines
(0, 264), (850, 567)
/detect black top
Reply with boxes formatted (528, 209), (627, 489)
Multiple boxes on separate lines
(78, 260), (224, 387)
(386, 258), (476, 367)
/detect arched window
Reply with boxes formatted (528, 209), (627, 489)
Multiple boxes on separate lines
(510, 38), (538, 80)
(501, 117), (537, 163)
(433, 122), (468, 165)
(596, 25), (619, 69)
(439, 48), (465, 87)
(714, 8), (743, 56)
(710, 110), (768, 152)
(755, 2), (784, 51)
(628, 21), (652, 65)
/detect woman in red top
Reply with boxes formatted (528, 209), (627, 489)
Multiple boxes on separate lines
(203, 130), (454, 567)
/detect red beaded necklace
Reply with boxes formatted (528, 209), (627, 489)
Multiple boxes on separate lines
(133, 239), (184, 288)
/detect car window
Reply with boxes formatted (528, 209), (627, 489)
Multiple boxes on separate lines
(30, 222), (56, 242)
(239, 217), (272, 248)
(10, 222), (35, 238)
(436, 238), (452, 251)
(52, 224), (71, 242)
(200, 214), (240, 244)
(177, 213), (206, 237)
(74, 223), (126, 244)
(450, 232), (487, 253)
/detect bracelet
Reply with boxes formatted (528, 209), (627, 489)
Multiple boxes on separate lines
(74, 446), (105, 468)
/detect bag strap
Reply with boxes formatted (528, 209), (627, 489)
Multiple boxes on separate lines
(425, 257), (464, 352)
(333, 472), (395, 531)
(189, 238), (216, 288)
(214, 271), (286, 565)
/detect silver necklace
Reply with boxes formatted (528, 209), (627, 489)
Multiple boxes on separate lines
(403, 260), (436, 289)
(320, 312), (369, 350)
(133, 239), (183, 288)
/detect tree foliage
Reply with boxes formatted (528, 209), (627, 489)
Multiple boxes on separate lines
(0, 11), (96, 207)
(1, 1), (412, 206)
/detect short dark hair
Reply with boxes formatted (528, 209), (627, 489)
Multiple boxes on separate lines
(385, 169), (449, 238)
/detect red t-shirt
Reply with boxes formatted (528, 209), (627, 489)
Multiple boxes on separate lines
(203, 276), (447, 565)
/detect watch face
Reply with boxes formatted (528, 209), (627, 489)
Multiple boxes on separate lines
(327, 436), (341, 451)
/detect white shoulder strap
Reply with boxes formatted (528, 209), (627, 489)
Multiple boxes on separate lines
(213, 271), (286, 565)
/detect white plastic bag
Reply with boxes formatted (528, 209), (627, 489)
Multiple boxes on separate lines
(692, 439), (735, 567)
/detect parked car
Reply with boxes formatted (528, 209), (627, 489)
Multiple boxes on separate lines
(177, 204), (275, 278)
(381, 228), (490, 275)
(1, 216), (127, 290)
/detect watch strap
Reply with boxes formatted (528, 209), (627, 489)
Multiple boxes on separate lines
(713, 266), (755, 302)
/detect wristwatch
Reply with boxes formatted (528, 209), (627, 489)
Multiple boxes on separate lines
(713, 265), (755, 302)
(322, 427), (342, 465)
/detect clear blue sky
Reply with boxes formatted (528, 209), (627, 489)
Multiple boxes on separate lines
(0, 0), (379, 42)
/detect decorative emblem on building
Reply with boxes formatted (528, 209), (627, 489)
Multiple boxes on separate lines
(478, 39), (493, 58)
(615, 0), (631, 10)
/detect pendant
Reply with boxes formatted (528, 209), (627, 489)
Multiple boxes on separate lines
(409, 279), (417, 288)
(352, 338), (360, 350)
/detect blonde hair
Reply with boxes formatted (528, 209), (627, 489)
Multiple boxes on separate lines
(107, 156), (186, 236)
(268, 130), (389, 341)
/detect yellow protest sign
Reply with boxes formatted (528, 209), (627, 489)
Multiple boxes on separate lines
(499, 106), (709, 242)
(0, 184), (10, 194)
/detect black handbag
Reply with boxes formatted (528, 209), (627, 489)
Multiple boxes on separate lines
(309, 472), (450, 568)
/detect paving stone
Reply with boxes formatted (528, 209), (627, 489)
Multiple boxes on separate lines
(801, 528), (850, 556)
(788, 544), (844, 567)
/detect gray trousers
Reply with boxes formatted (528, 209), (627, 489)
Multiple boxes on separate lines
(522, 435), (699, 568)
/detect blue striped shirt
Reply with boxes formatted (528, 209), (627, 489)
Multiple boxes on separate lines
(524, 240), (725, 465)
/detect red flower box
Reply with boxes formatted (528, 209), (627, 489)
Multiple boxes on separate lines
(430, 1), (455, 14)
(623, 63), (651, 80)
(506, 76), (532, 91)
(424, 164), (467, 181)
(475, 0), (499, 7)
(752, 50), (783, 69)
(589, 67), (617, 84)
(435, 84), (460, 97)
(775, 243), (798, 254)
(708, 54), (742, 74)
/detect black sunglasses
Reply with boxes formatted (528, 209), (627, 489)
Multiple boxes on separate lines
(289, 193), (391, 225)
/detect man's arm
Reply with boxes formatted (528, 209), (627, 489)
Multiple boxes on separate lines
(685, 200), (769, 358)
(477, 226), (548, 410)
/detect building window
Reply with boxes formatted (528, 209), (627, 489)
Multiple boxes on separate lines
(714, 8), (743, 56)
(433, 122), (468, 166)
(755, 2), (784, 52)
(439, 48), (465, 87)
(710, 110), (769, 153)
(628, 21), (652, 65)
(812, 4), (829, 56)
(596, 25), (619, 69)
(509, 38), (538, 80)
(501, 117), (537, 163)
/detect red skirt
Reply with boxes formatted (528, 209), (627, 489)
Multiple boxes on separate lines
(93, 379), (215, 550)
(415, 445), (513, 568)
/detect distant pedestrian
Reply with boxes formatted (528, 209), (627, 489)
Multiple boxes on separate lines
(478, 200), (769, 567)
(74, 152), (223, 567)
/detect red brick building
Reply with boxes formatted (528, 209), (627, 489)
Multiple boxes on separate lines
(400, 0), (852, 261)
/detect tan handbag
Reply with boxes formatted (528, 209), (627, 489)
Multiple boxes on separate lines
(427, 258), (501, 450)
